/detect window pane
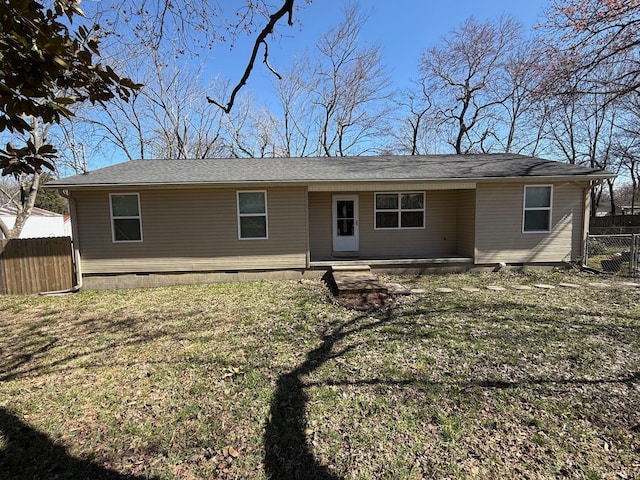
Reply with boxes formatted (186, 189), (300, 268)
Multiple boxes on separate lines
(238, 192), (265, 214)
(336, 200), (354, 219)
(401, 211), (424, 228)
(240, 216), (267, 238)
(114, 218), (141, 241)
(524, 210), (550, 231)
(111, 195), (139, 217)
(337, 219), (354, 236)
(376, 194), (398, 210)
(525, 187), (551, 208)
(401, 193), (424, 210)
(376, 212), (398, 228)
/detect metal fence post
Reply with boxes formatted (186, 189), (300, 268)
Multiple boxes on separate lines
(585, 234), (638, 277)
(633, 234), (638, 278)
(585, 235), (589, 266)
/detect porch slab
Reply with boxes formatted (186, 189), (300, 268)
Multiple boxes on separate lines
(310, 257), (474, 268)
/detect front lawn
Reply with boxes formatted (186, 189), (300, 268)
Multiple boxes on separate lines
(0, 271), (638, 479)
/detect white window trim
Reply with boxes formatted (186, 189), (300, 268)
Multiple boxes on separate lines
(237, 190), (269, 240)
(522, 185), (552, 234)
(109, 193), (143, 243)
(374, 192), (425, 230)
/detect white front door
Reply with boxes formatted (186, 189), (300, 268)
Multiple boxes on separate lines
(332, 195), (359, 252)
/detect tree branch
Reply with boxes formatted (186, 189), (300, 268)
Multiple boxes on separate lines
(208, 0), (295, 113)
(0, 185), (20, 208)
(262, 40), (282, 80)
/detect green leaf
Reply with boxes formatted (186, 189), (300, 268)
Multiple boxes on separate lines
(53, 96), (75, 105)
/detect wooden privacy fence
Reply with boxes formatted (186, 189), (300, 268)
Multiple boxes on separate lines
(0, 237), (75, 295)
(590, 215), (640, 228)
(590, 215), (640, 234)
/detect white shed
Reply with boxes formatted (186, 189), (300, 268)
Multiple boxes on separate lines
(0, 206), (71, 239)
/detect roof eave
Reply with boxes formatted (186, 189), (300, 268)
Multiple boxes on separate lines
(45, 172), (616, 189)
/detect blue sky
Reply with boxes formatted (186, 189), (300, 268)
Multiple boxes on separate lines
(208, 0), (550, 106)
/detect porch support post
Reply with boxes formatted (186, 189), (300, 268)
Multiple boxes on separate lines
(580, 183), (592, 263)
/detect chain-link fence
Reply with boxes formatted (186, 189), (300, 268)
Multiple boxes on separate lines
(585, 234), (640, 277)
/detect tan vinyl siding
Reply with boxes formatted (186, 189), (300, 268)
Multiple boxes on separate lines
(361, 190), (458, 257)
(475, 182), (584, 264)
(308, 192), (332, 260)
(456, 189), (476, 258)
(308, 190), (463, 260)
(72, 187), (308, 274)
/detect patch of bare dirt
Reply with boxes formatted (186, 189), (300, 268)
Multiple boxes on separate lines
(332, 291), (396, 311)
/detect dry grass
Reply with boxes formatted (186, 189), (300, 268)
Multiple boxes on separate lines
(0, 270), (639, 479)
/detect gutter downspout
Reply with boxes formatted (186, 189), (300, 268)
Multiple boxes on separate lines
(39, 189), (83, 295)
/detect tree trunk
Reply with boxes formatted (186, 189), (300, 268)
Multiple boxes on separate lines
(607, 179), (616, 215)
(1, 172), (41, 239)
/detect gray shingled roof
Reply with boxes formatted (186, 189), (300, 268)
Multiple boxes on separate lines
(46, 154), (614, 188)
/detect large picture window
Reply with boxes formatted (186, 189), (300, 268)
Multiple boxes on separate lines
(523, 185), (552, 233)
(110, 193), (142, 242)
(237, 191), (268, 239)
(375, 192), (425, 229)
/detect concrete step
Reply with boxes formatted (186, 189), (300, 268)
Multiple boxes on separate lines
(330, 271), (388, 295)
(331, 264), (371, 272)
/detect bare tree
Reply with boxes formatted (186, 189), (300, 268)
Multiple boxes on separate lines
(392, 81), (439, 155)
(311, 5), (393, 156)
(419, 15), (524, 154)
(535, 1), (637, 212)
(274, 55), (317, 157)
(85, 90), (148, 161)
(144, 54), (227, 159)
(0, 178), (18, 212)
(540, 0), (640, 99)
(74, 49), (228, 162)
(222, 95), (283, 158)
(82, 0), (306, 114)
(615, 144), (640, 214)
(491, 36), (547, 154)
(0, 118), (51, 239)
(540, 64), (622, 212)
(611, 94), (640, 213)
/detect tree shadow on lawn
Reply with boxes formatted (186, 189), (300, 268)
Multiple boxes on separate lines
(263, 298), (640, 479)
(263, 311), (390, 479)
(263, 307), (462, 478)
(0, 310), (190, 382)
(0, 407), (154, 480)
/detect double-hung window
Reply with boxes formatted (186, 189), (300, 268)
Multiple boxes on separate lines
(237, 191), (268, 239)
(110, 193), (143, 242)
(523, 185), (552, 233)
(375, 192), (425, 229)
